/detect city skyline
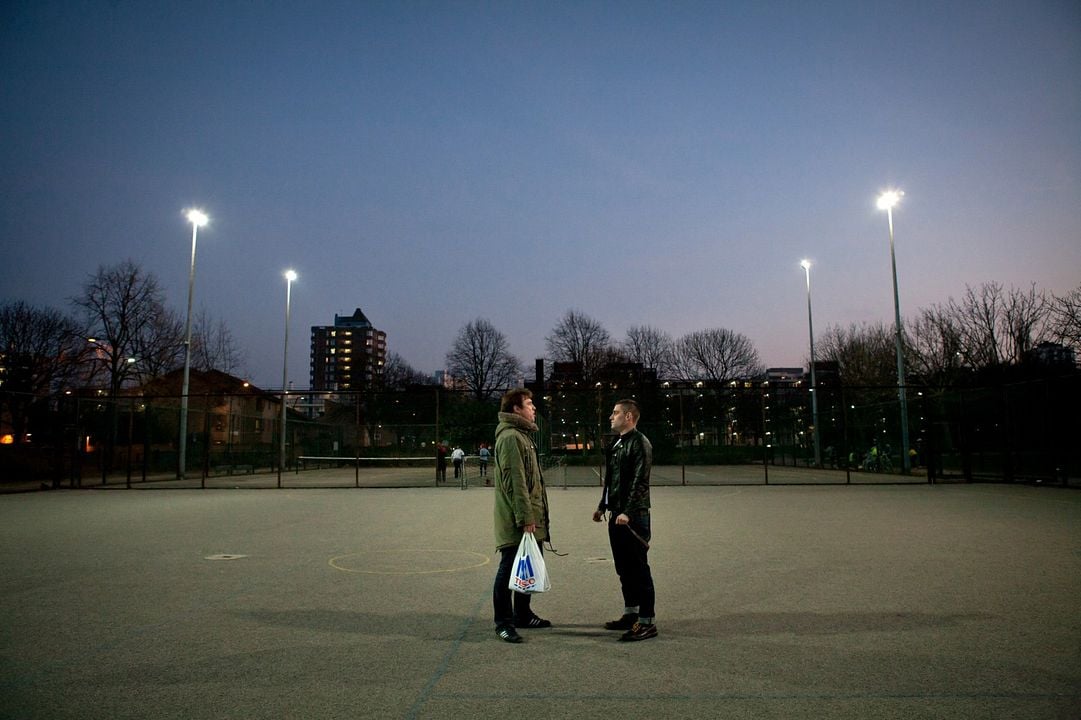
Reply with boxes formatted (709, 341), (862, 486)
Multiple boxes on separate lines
(2, 2), (1079, 389)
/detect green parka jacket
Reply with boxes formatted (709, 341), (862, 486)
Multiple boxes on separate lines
(493, 411), (550, 550)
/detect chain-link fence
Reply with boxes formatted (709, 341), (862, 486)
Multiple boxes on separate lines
(559, 374), (1078, 484)
(2, 373), (1077, 487)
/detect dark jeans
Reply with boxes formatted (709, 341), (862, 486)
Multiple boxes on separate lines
(492, 543), (541, 627)
(608, 512), (655, 618)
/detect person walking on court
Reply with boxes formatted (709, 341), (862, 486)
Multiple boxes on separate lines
(435, 442), (448, 484)
(492, 388), (551, 643)
(451, 445), (465, 479)
(478, 443), (490, 484)
(592, 398), (657, 641)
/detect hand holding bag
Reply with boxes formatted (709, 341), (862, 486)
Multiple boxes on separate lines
(508, 532), (551, 593)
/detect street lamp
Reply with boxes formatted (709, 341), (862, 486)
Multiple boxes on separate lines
(800, 260), (821, 467)
(178, 208), (208, 479)
(876, 190), (910, 473)
(279, 270), (297, 479)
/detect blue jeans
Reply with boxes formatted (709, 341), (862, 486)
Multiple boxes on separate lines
(608, 512), (655, 618)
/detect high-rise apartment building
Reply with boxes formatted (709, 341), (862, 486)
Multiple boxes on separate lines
(309, 308), (387, 393)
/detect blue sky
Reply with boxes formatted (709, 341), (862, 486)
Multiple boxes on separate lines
(2, 1), (1078, 389)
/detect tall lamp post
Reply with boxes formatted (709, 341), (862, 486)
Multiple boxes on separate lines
(800, 260), (821, 467)
(178, 209), (208, 480)
(877, 190), (911, 473)
(279, 270), (297, 482)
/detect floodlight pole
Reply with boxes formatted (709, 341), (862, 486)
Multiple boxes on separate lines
(178, 209), (207, 480)
(279, 270), (296, 487)
(801, 260), (821, 467)
(878, 192), (911, 473)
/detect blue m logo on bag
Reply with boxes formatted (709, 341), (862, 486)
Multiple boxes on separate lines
(513, 554), (535, 591)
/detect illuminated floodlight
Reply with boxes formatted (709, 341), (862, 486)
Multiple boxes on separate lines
(800, 259), (811, 271)
(876, 190), (903, 211)
(186, 209), (209, 227)
(284, 269), (297, 282)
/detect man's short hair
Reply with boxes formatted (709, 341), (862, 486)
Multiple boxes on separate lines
(500, 388), (533, 413)
(616, 398), (641, 422)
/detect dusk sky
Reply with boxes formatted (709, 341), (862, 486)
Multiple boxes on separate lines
(2, 1), (1079, 390)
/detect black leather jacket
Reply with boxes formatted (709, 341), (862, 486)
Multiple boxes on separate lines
(597, 428), (652, 515)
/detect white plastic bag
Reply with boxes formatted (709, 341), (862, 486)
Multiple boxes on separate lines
(508, 532), (550, 593)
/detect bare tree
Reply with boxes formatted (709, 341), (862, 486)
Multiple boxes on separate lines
(951, 283), (1003, 367)
(593, 343), (629, 369)
(908, 305), (965, 385)
(622, 325), (675, 377)
(192, 309), (244, 375)
(672, 328), (763, 382)
(72, 260), (171, 397)
(545, 309), (612, 380)
(446, 318), (521, 400)
(0, 301), (87, 443)
(382, 352), (428, 389)
(816, 322), (897, 386)
(1050, 283), (1081, 354)
(131, 303), (184, 383)
(940, 282), (1051, 368)
(1001, 283), (1050, 363)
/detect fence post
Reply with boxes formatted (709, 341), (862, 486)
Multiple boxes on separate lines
(761, 389), (769, 485)
(126, 397), (134, 489)
(201, 399), (210, 489)
(1001, 385), (1014, 483)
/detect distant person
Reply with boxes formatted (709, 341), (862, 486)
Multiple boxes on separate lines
(436, 442), (448, 484)
(592, 399), (657, 642)
(492, 388), (551, 643)
(925, 434), (939, 483)
(478, 443), (490, 484)
(863, 443), (879, 471)
(451, 445), (465, 479)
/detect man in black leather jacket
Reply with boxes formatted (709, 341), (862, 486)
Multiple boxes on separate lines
(592, 398), (657, 641)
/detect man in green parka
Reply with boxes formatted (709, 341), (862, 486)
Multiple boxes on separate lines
(492, 388), (551, 643)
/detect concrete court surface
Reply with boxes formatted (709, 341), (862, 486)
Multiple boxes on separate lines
(1, 483), (1078, 720)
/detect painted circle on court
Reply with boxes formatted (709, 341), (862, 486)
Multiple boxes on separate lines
(329, 549), (490, 575)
